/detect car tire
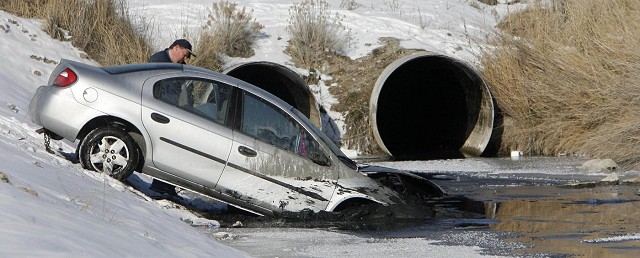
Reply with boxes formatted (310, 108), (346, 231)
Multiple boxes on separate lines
(78, 126), (140, 181)
(76, 139), (90, 170)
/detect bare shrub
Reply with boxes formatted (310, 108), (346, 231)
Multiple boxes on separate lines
(286, 0), (351, 69)
(340, 0), (359, 10)
(481, 0), (640, 168)
(3, 0), (153, 66)
(190, 1), (263, 71)
(476, 0), (498, 5)
(383, 0), (401, 13)
(189, 34), (225, 72)
(199, 1), (263, 59)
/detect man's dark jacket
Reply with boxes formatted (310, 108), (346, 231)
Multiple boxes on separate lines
(149, 49), (185, 64)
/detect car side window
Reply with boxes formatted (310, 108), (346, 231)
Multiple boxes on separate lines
(154, 78), (232, 124)
(241, 92), (328, 164)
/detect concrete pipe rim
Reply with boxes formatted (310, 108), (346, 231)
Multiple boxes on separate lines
(369, 51), (494, 159)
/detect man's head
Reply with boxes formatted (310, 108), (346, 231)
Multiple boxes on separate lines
(168, 39), (196, 64)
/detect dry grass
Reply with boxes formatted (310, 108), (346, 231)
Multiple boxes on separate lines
(190, 1), (263, 71)
(482, 0), (640, 168)
(286, 0), (351, 69)
(339, 0), (359, 10)
(0, 0), (46, 18)
(1, 0), (153, 66)
(189, 33), (225, 72)
(477, 0), (498, 5)
(202, 1), (263, 58)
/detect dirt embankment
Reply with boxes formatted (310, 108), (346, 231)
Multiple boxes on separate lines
(304, 38), (423, 155)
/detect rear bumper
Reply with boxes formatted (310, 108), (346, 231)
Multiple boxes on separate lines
(28, 86), (47, 126)
(28, 86), (99, 141)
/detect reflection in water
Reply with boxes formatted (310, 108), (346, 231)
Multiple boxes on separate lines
(486, 184), (640, 257)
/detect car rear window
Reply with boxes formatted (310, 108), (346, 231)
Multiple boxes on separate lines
(103, 63), (182, 74)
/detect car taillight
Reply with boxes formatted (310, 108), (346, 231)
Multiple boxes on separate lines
(53, 68), (77, 87)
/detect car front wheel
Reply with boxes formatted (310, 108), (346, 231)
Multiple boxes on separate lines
(78, 126), (140, 181)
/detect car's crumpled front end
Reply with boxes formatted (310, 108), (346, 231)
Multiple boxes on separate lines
(324, 153), (445, 213)
(292, 108), (445, 214)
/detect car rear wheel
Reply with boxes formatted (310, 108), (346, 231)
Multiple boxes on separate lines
(78, 126), (140, 181)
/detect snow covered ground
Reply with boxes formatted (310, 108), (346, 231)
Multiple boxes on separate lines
(5, 0), (635, 257)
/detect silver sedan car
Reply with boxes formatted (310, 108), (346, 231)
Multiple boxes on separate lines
(29, 59), (442, 216)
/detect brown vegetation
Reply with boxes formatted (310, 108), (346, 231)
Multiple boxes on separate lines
(190, 1), (263, 71)
(1, 0), (153, 66)
(285, 0), (351, 70)
(481, 0), (640, 168)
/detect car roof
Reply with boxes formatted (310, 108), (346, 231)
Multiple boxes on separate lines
(60, 59), (296, 114)
(103, 63), (183, 74)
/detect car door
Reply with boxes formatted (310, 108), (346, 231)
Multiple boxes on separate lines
(140, 76), (234, 189)
(215, 91), (338, 213)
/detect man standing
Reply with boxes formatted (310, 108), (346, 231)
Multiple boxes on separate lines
(147, 39), (196, 200)
(149, 39), (195, 64)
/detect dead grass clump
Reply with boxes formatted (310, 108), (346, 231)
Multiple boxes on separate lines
(44, 0), (153, 65)
(190, 1), (263, 71)
(2, 0), (153, 66)
(189, 34), (225, 72)
(481, 0), (640, 168)
(286, 0), (351, 69)
(339, 0), (359, 10)
(476, 0), (498, 5)
(202, 1), (263, 58)
(0, 0), (47, 18)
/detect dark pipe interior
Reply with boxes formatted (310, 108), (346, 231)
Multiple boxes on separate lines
(376, 56), (482, 160)
(226, 63), (311, 118)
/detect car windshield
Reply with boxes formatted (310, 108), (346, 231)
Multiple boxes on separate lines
(291, 108), (357, 170)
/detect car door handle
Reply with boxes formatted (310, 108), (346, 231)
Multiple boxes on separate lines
(151, 113), (170, 124)
(238, 146), (257, 157)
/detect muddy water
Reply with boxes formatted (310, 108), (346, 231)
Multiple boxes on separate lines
(480, 183), (640, 257)
(212, 184), (640, 256)
(204, 157), (640, 257)
(209, 181), (640, 257)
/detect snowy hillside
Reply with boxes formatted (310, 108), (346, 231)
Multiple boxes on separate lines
(0, 0), (525, 256)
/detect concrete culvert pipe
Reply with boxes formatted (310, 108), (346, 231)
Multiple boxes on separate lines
(370, 52), (495, 160)
(224, 62), (321, 127)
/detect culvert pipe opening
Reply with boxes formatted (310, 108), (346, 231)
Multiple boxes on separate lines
(224, 62), (320, 127)
(370, 52), (494, 160)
